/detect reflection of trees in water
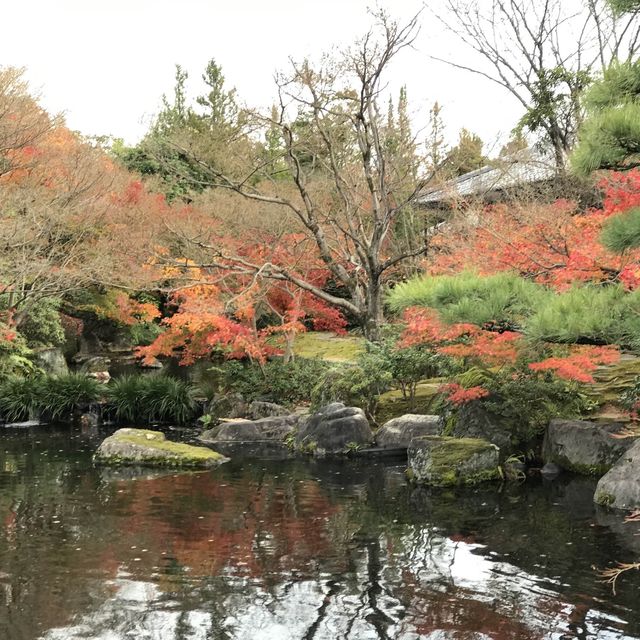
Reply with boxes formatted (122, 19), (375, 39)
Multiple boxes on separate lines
(0, 432), (639, 639)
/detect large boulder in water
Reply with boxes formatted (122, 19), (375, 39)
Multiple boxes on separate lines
(376, 414), (443, 449)
(594, 439), (640, 510)
(199, 414), (302, 443)
(407, 436), (501, 486)
(543, 419), (637, 475)
(94, 428), (228, 469)
(295, 402), (373, 455)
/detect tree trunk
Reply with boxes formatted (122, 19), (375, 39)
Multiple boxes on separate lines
(362, 280), (385, 342)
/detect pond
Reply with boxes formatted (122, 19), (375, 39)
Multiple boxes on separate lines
(0, 426), (639, 640)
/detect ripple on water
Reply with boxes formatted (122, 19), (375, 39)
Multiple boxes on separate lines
(0, 426), (638, 639)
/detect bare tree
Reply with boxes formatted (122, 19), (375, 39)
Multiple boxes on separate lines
(159, 12), (435, 340)
(432, 0), (640, 169)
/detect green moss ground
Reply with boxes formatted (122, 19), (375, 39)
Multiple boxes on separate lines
(292, 332), (365, 362)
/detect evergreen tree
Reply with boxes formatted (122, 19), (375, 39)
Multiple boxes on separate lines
(425, 101), (446, 172)
(571, 59), (640, 174)
(441, 128), (487, 177)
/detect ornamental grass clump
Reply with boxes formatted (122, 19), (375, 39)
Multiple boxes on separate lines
(0, 374), (102, 423)
(106, 375), (198, 425)
(0, 376), (44, 422)
(39, 374), (102, 420)
(139, 376), (197, 425)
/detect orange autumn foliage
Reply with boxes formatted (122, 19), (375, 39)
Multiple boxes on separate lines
(426, 170), (640, 291)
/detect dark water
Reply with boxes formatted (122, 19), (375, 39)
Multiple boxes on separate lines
(0, 427), (639, 640)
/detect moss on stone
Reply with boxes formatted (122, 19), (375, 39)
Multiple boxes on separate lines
(594, 491), (616, 506)
(408, 436), (501, 486)
(94, 428), (227, 468)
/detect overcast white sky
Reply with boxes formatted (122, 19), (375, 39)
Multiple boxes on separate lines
(1, 0), (524, 150)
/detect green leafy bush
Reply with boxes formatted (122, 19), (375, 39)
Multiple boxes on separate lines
(212, 357), (331, 406)
(387, 271), (547, 330)
(0, 330), (34, 381)
(482, 368), (595, 441)
(385, 344), (449, 409)
(311, 346), (393, 422)
(18, 298), (65, 348)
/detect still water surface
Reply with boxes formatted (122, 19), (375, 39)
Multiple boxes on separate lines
(0, 425), (639, 640)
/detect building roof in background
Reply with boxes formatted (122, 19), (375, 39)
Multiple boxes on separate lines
(417, 150), (558, 205)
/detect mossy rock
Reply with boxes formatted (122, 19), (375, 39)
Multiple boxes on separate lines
(94, 428), (229, 469)
(407, 436), (501, 486)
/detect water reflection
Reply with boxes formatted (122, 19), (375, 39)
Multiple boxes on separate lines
(0, 426), (638, 640)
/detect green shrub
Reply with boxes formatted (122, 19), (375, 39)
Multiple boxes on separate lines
(385, 344), (450, 409)
(212, 357), (331, 406)
(129, 322), (163, 347)
(0, 330), (34, 381)
(387, 271), (547, 330)
(18, 298), (65, 348)
(482, 368), (595, 441)
(311, 345), (393, 422)
(139, 376), (197, 424)
(442, 365), (595, 445)
(106, 375), (145, 423)
(0, 374), (102, 423)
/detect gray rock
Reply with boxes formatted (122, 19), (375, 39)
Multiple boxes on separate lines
(207, 393), (248, 421)
(94, 428), (228, 468)
(80, 356), (111, 374)
(247, 401), (288, 420)
(376, 414), (443, 449)
(295, 402), (373, 455)
(594, 439), (640, 510)
(78, 412), (99, 428)
(34, 347), (69, 376)
(540, 462), (562, 478)
(199, 414), (302, 443)
(407, 436), (501, 486)
(543, 419), (637, 475)
(452, 402), (514, 453)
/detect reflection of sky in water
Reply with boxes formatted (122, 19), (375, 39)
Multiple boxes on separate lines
(41, 527), (636, 640)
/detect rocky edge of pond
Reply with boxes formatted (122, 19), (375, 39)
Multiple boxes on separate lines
(91, 397), (640, 511)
